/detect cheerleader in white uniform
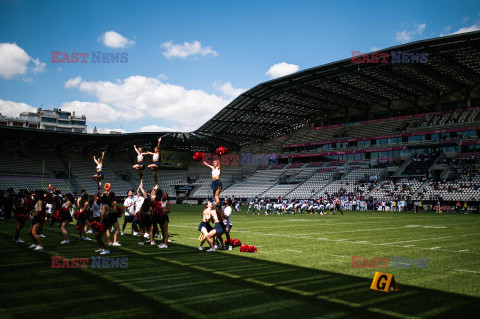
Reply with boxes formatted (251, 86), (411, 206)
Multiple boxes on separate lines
(198, 202), (213, 250)
(200, 204), (225, 252)
(202, 159), (222, 205)
(92, 152), (105, 191)
(147, 137), (162, 187)
(133, 145), (147, 184)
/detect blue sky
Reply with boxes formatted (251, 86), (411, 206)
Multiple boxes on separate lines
(0, 0), (479, 133)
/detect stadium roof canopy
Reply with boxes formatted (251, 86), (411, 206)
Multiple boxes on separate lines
(193, 30), (480, 148)
(2, 31), (480, 153)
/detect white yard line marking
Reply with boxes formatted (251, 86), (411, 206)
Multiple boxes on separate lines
(336, 239), (348, 241)
(402, 245), (415, 247)
(378, 233), (480, 245)
(330, 254), (350, 258)
(458, 249), (469, 252)
(429, 247), (441, 250)
(228, 229), (480, 255)
(454, 269), (480, 274)
(284, 249), (303, 253)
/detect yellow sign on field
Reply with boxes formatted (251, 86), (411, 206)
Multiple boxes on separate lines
(370, 272), (399, 292)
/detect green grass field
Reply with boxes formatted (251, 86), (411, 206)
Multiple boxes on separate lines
(1, 205), (480, 318)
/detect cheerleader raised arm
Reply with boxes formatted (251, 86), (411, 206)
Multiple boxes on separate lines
(92, 152), (105, 191)
(133, 145), (147, 185)
(147, 137), (162, 188)
(202, 159), (222, 205)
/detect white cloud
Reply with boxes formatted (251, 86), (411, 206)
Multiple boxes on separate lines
(213, 81), (246, 98)
(0, 43), (46, 80)
(415, 23), (426, 35)
(452, 24), (480, 34)
(161, 41), (218, 59)
(98, 31), (135, 48)
(64, 76), (82, 88)
(395, 23), (427, 43)
(31, 58), (46, 73)
(64, 75), (230, 131)
(395, 30), (412, 43)
(370, 46), (381, 52)
(137, 125), (176, 132)
(0, 99), (36, 117)
(60, 101), (118, 123)
(265, 62), (299, 79)
(462, 17), (470, 23)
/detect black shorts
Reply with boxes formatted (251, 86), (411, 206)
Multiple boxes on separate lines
(211, 179), (222, 192)
(135, 162), (146, 170)
(94, 171), (105, 179)
(153, 214), (169, 225)
(124, 215), (134, 223)
(32, 216), (45, 226)
(104, 214), (118, 228)
(139, 215), (152, 228)
(198, 221), (212, 232)
(159, 214), (169, 225)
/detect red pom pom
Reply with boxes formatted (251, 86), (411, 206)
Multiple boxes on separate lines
(116, 206), (124, 217)
(91, 221), (106, 232)
(216, 146), (228, 156)
(152, 201), (165, 216)
(240, 244), (257, 253)
(74, 210), (87, 220)
(193, 151), (203, 161)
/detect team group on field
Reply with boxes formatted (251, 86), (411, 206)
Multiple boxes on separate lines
(6, 137), (237, 254)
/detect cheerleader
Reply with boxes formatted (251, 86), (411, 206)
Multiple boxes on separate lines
(92, 152), (105, 190)
(13, 190), (28, 243)
(28, 190), (46, 250)
(95, 194), (110, 254)
(157, 192), (170, 249)
(60, 194), (74, 244)
(147, 137), (162, 187)
(200, 204), (225, 252)
(198, 202), (213, 250)
(202, 159), (222, 205)
(137, 195), (154, 246)
(76, 194), (91, 241)
(133, 145), (147, 184)
(106, 192), (121, 246)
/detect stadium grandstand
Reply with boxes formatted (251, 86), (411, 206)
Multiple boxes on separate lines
(1, 31), (480, 210)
